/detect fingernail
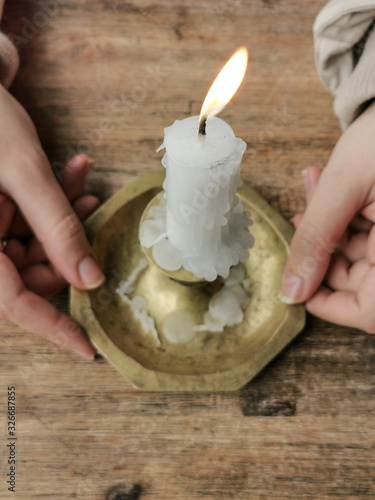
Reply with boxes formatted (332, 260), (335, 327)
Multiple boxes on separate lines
(72, 345), (96, 359)
(280, 273), (303, 304)
(279, 293), (297, 305)
(67, 155), (93, 170)
(78, 255), (105, 289)
(67, 155), (85, 169)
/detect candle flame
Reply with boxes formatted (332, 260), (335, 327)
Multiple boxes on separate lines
(198, 47), (248, 134)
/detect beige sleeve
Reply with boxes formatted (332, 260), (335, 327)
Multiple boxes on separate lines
(0, 0), (19, 88)
(314, 0), (375, 129)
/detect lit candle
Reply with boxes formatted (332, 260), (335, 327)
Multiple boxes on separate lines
(160, 115), (246, 254)
(141, 48), (254, 281)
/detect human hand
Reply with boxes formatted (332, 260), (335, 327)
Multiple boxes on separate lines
(281, 101), (375, 333)
(0, 84), (105, 357)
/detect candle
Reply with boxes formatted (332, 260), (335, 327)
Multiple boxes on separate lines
(159, 115), (246, 254)
(140, 48), (254, 281)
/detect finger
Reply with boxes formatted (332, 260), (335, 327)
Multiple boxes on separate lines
(360, 201), (375, 223)
(307, 266), (375, 333)
(306, 286), (361, 328)
(324, 253), (369, 292)
(6, 150), (105, 290)
(8, 155), (94, 240)
(17, 196), (100, 290)
(20, 196), (100, 294)
(20, 264), (66, 298)
(291, 213), (303, 229)
(72, 195), (100, 220)
(281, 165), (363, 304)
(5, 197), (99, 270)
(60, 154), (94, 202)
(303, 166), (322, 204)
(338, 231), (368, 262)
(291, 168), (322, 232)
(303, 168), (369, 261)
(0, 252), (96, 357)
(290, 216), (361, 268)
(295, 214), (367, 270)
(4, 238), (47, 269)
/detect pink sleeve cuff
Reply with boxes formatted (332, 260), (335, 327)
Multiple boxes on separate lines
(0, 31), (19, 88)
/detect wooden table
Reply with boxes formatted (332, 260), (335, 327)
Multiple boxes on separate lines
(1, 1), (375, 498)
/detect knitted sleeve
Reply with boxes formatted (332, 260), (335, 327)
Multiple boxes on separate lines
(314, 0), (375, 129)
(0, 0), (19, 88)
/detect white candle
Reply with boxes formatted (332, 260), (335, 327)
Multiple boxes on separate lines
(140, 47), (254, 281)
(158, 115), (246, 255)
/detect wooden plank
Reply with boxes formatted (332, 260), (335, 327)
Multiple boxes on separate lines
(1, 0), (374, 498)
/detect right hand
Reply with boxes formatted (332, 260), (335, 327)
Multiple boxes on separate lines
(0, 84), (105, 357)
(281, 101), (375, 333)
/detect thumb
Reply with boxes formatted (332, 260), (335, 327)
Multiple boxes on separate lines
(281, 166), (362, 304)
(8, 153), (105, 290)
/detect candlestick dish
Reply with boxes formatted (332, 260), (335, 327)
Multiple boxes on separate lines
(70, 172), (305, 391)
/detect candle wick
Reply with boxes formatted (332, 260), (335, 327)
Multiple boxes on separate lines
(198, 115), (207, 136)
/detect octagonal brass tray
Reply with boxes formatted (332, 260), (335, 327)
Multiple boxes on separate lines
(70, 172), (305, 391)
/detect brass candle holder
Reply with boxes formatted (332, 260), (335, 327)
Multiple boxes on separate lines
(70, 172), (305, 391)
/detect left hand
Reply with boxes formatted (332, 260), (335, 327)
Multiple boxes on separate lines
(0, 154), (100, 357)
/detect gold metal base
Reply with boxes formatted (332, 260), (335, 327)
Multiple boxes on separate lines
(70, 172), (305, 391)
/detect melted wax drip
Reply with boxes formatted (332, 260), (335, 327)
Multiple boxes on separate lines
(139, 195), (254, 282)
(116, 258), (161, 345)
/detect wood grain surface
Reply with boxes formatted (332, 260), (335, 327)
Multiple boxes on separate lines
(1, 1), (375, 499)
